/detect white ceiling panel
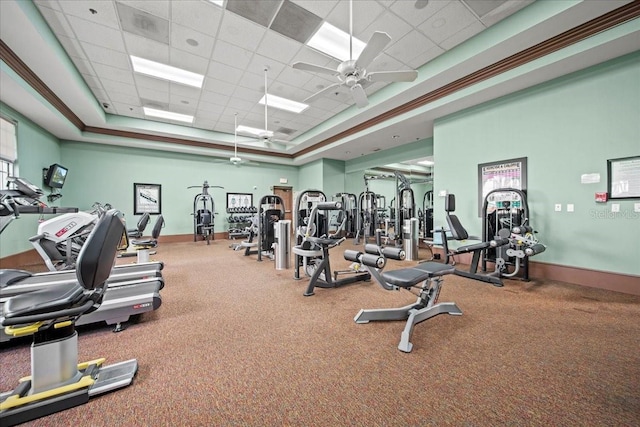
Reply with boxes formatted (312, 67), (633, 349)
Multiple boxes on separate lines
(207, 61), (244, 85)
(256, 31), (304, 66)
(386, 30), (438, 65)
(289, 0), (338, 19)
(134, 74), (170, 92)
(170, 23), (216, 60)
(388, 0), (453, 27)
(92, 63), (135, 85)
(36, 5), (74, 36)
(81, 42), (131, 69)
(212, 40), (254, 70)
(66, 15), (126, 52)
(169, 47), (210, 75)
(326, 0), (386, 35)
(418, 1), (479, 44)
(217, 12), (267, 51)
(58, 0), (121, 30)
(124, 33), (170, 64)
(57, 35), (87, 60)
(361, 10), (413, 45)
(119, 0), (170, 20)
(440, 20), (486, 50)
(170, 0), (223, 37)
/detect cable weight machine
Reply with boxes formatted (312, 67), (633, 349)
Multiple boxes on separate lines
(188, 181), (223, 245)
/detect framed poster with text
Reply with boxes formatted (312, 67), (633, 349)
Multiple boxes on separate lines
(607, 156), (640, 199)
(134, 183), (161, 215)
(477, 157), (527, 216)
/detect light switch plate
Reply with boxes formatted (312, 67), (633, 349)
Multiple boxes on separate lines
(555, 204), (562, 212)
(611, 204), (620, 213)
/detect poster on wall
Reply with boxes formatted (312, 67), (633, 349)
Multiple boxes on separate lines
(134, 183), (162, 215)
(607, 156), (640, 199)
(477, 157), (527, 216)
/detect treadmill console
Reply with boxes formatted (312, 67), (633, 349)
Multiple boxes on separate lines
(7, 177), (44, 198)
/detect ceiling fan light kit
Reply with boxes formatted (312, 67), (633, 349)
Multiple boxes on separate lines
(292, 0), (418, 109)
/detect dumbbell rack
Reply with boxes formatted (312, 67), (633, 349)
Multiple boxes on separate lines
(227, 206), (257, 239)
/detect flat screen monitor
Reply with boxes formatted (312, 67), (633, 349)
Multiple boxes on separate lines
(44, 163), (68, 189)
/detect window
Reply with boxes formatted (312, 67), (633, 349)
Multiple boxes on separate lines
(0, 116), (17, 190)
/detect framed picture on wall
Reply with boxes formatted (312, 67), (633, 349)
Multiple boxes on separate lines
(477, 157), (527, 216)
(607, 156), (640, 199)
(226, 192), (253, 210)
(134, 183), (162, 215)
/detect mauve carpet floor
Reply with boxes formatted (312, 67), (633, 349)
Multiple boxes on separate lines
(1, 240), (639, 426)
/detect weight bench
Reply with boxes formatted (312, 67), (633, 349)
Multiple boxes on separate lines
(349, 245), (462, 353)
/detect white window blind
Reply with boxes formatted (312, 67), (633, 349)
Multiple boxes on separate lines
(0, 116), (17, 162)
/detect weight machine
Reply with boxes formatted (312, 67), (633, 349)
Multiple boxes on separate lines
(481, 188), (544, 281)
(256, 195), (285, 261)
(188, 181), (223, 245)
(333, 193), (357, 237)
(422, 190), (434, 238)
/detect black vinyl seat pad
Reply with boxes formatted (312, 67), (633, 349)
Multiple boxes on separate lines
(3, 283), (84, 319)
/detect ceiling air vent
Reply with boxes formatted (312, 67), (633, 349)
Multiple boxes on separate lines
(117, 2), (169, 44)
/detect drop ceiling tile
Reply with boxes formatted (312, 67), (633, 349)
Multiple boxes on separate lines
(194, 117), (217, 130)
(310, 95), (345, 112)
(275, 68), (313, 90)
(462, 0), (507, 18)
(247, 54), (286, 80)
(110, 102), (143, 118)
(197, 101), (226, 115)
(123, 33), (170, 64)
(58, 0), (120, 30)
(368, 53), (406, 72)
(217, 12), (267, 52)
(212, 40), (254, 71)
(119, 0), (170, 20)
(81, 42), (131, 69)
(116, 2), (169, 44)
(418, 1), (478, 44)
(99, 78), (137, 96)
(235, 70), (265, 94)
(385, 30), (437, 65)
(440, 20), (486, 50)
(227, 97), (257, 112)
(169, 47), (209, 75)
(171, 0), (223, 37)
(169, 82), (202, 100)
(389, 0), (452, 27)
(232, 86), (263, 103)
(92, 63), (135, 85)
(325, 0), (385, 35)
(256, 31), (303, 66)
(66, 15), (126, 52)
(109, 91), (141, 105)
(289, 0), (338, 19)
(168, 98), (197, 115)
(134, 74), (170, 92)
(200, 90), (230, 107)
(360, 10), (413, 46)
(56, 35), (87, 60)
(81, 73), (103, 90)
(170, 23), (215, 59)
(206, 61), (244, 85)
(137, 86), (169, 104)
(270, 0), (322, 44)
(37, 6), (74, 37)
(203, 78), (237, 97)
(269, 80), (304, 101)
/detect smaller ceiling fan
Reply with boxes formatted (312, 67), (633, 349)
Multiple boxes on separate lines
(224, 113), (258, 167)
(235, 68), (292, 149)
(292, 0), (418, 108)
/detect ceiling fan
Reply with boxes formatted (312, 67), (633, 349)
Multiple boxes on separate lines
(225, 113), (258, 167)
(235, 68), (291, 149)
(292, 0), (418, 108)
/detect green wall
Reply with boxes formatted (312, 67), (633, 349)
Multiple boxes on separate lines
(433, 52), (640, 276)
(0, 103), (62, 258)
(60, 141), (299, 236)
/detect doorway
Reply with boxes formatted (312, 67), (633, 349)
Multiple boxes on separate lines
(272, 186), (293, 223)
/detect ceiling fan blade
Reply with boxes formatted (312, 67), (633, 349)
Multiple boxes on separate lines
(350, 84), (369, 108)
(292, 62), (338, 76)
(367, 70), (418, 83)
(356, 31), (392, 69)
(304, 82), (342, 103)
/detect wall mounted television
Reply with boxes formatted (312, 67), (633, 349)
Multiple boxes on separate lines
(44, 163), (68, 189)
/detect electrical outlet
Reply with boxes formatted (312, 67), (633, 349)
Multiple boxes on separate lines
(567, 204), (574, 212)
(611, 204), (620, 213)
(635, 203), (640, 213)
(554, 204), (562, 212)
(438, 190), (447, 197)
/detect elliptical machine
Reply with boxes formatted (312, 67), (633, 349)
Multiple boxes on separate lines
(188, 181), (223, 245)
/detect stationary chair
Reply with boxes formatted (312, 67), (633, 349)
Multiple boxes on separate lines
(0, 210), (138, 426)
(127, 212), (150, 238)
(121, 214), (164, 263)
